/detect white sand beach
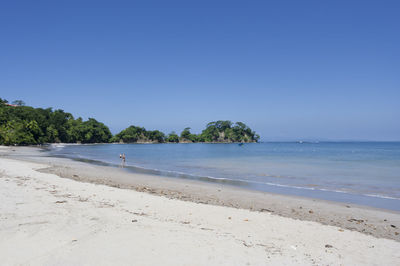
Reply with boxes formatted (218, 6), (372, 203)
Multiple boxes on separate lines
(1, 147), (400, 265)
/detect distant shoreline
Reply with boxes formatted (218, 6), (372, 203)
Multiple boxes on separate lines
(0, 141), (258, 147)
(5, 140), (400, 148)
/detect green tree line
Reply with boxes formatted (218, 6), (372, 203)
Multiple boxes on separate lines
(0, 98), (259, 145)
(0, 98), (111, 145)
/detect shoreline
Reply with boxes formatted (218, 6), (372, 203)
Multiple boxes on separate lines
(45, 143), (400, 212)
(1, 146), (400, 264)
(2, 145), (400, 242)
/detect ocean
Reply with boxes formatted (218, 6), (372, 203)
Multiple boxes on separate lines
(48, 142), (400, 211)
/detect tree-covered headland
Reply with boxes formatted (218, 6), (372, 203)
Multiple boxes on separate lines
(111, 121), (259, 144)
(110, 126), (166, 143)
(175, 121), (260, 143)
(0, 98), (111, 145)
(0, 98), (259, 145)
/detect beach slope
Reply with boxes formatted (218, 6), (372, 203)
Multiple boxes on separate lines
(1, 157), (400, 265)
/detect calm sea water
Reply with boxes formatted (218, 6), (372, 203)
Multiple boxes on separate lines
(49, 142), (400, 211)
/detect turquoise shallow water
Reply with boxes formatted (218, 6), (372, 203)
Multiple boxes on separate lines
(49, 142), (400, 211)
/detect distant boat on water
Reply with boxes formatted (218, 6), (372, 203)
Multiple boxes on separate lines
(238, 143), (244, 146)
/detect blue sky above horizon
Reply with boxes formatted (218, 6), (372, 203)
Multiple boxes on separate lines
(1, 0), (399, 141)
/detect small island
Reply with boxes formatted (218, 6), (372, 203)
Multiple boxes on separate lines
(111, 121), (259, 144)
(0, 98), (259, 145)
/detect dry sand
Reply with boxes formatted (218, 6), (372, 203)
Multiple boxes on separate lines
(1, 146), (400, 265)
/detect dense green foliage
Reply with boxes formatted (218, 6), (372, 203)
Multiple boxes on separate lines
(110, 126), (165, 143)
(179, 127), (199, 142)
(114, 121), (259, 143)
(0, 98), (112, 145)
(0, 98), (259, 145)
(166, 132), (179, 143)
(198, 121), (260, 143)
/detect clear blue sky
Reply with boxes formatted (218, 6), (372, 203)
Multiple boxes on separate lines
(1, 0), (399, 141)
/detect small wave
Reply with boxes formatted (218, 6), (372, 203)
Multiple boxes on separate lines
(144, 171), (400, 201)
(50, 153), (400, 202)
(115, 162), (400, 201)
(364, 194), (400, 200)
(51, 144), (65, 149)
(126, 166), (400, 201)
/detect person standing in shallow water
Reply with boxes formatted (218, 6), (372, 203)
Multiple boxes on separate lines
(119, 153), (126, 167)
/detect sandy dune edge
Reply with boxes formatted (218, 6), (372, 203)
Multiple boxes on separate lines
(1, 157), (400, 265)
